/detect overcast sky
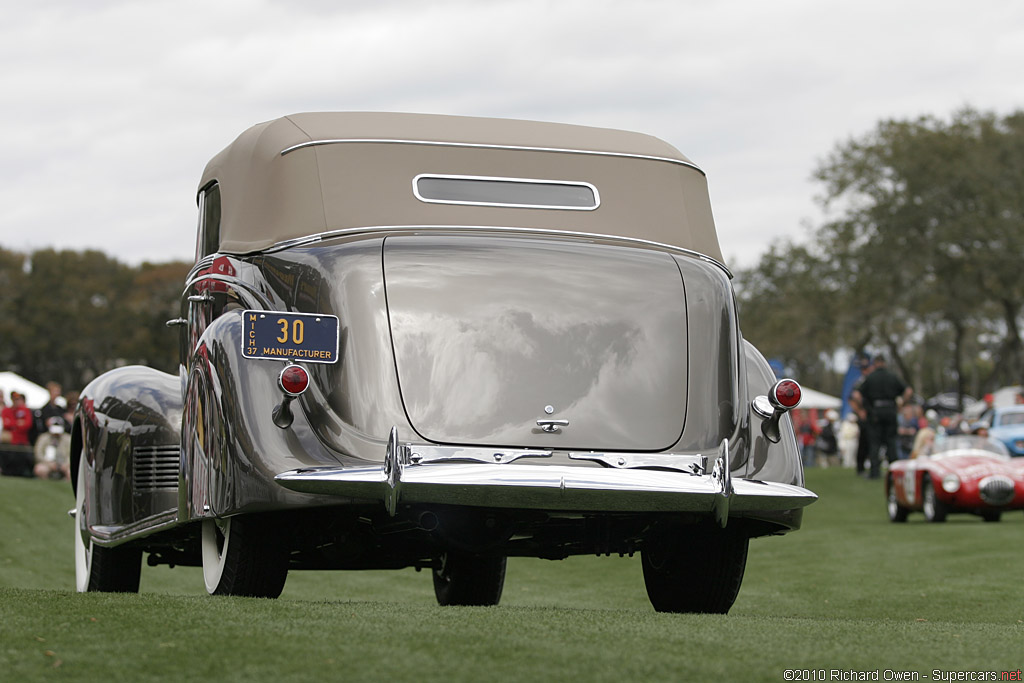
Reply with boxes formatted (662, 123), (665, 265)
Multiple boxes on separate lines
(2, 0), (1023, 270)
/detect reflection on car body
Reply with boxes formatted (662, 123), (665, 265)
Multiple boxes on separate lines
(72, 112), (815, 613)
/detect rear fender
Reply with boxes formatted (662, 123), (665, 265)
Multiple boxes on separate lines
(741, 341), (803, 487)
(178, 309), (388, 522)
(74, 366), (182, 538)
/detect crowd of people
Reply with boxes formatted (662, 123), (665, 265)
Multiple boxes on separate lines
(792, 355), (911, 476)
(792, 355), (1024, 477)
(0, 381), (76, 480)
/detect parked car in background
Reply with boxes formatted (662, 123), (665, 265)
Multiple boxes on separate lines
(887, 434), (1024, 522)
(984, 406), (1024, 457)
(72, 112), (816, 614)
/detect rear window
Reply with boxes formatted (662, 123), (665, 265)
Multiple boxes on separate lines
(195, 183), (222, 260)
(414, 174), (598, 210)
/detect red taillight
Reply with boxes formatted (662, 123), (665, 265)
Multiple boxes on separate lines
(279, 364), (309, 396)
(773, 379), (801, 409)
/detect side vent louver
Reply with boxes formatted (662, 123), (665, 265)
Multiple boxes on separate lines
(133, 445), (180, 492)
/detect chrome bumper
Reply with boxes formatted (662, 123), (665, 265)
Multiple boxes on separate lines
(275, 430), (816, 526)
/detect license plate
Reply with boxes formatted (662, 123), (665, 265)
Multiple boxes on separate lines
(242, 310), (340, 363)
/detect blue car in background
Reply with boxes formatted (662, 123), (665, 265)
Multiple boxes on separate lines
(987, 406), (1024, 457)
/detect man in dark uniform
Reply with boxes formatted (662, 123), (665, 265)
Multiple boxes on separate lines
(851, 355), (913, 479)
(850, 357), (872, 475)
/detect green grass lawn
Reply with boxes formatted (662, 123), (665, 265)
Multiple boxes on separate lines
(1, 468), (1022, 682)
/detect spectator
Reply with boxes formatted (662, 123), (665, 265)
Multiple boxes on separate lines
(2, 391), (34, 446)
(945, 413), (966, 436)
(816, 409), (840, 467)
(35, 381), (68, 435)
(851, 355), (913, 479)
(838, 413), (860, 468)
(909, 410), (938, 459)
(2, 391), (36, 477)
(796, 413), (818, 468)
(849, 356), (873, 475)
(34, 417), (71, 480)
(896, 404), (919, 460)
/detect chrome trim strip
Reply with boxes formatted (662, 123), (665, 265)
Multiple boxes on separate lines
(187, 257), (214, 281)
(373, 442), (707, 471)
(279, 137), (707, 176)
(259, 225), (732, 279)
(568, 452), (706, 475)
(412, 173), (600, 211)
(184, 272), (235, 290)
(88, 510), (179, 546)
(408, 445), (553, 466)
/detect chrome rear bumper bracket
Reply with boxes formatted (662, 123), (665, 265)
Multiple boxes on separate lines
(711, 438), (733, 527)
(383, 426), (408, 517)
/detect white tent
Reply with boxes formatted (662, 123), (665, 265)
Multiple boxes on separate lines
(798, 387), (842, 410)
(964, 385), (1022, 419)
(992, 385), (1022, 407)
(0, 372), (50, 408)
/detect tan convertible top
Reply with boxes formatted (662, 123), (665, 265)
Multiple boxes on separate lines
(200, 112), (723, 262)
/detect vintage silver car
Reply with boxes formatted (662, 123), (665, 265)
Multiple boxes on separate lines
(72, 112), (815, 613)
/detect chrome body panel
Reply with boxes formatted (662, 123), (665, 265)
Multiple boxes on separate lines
(73, 366), (184, 550)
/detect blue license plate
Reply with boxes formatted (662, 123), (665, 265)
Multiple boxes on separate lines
(242, 311), (339, 363)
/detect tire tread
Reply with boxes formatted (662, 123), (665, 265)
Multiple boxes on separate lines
(641, 525), (748, 614)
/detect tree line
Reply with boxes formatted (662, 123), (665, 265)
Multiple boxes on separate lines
(3, 107), (1020, 405)
(0, 247), (190, 393)
(737, 107), (1024, 404)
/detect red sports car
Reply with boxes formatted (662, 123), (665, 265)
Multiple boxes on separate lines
(887, 435), (1024, 522)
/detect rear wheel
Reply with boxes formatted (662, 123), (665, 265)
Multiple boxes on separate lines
(74, 456), (141, 593)
(886, 475), (909, 522)
(981, 510), (1002, 522)
(921, 477), (948, 523)
(641, 525), (748, 614)
(432, 551), (507, 606)
(202, 515), (289, 598)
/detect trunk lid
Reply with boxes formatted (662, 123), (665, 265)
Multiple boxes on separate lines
(383, 234), (689, 451)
